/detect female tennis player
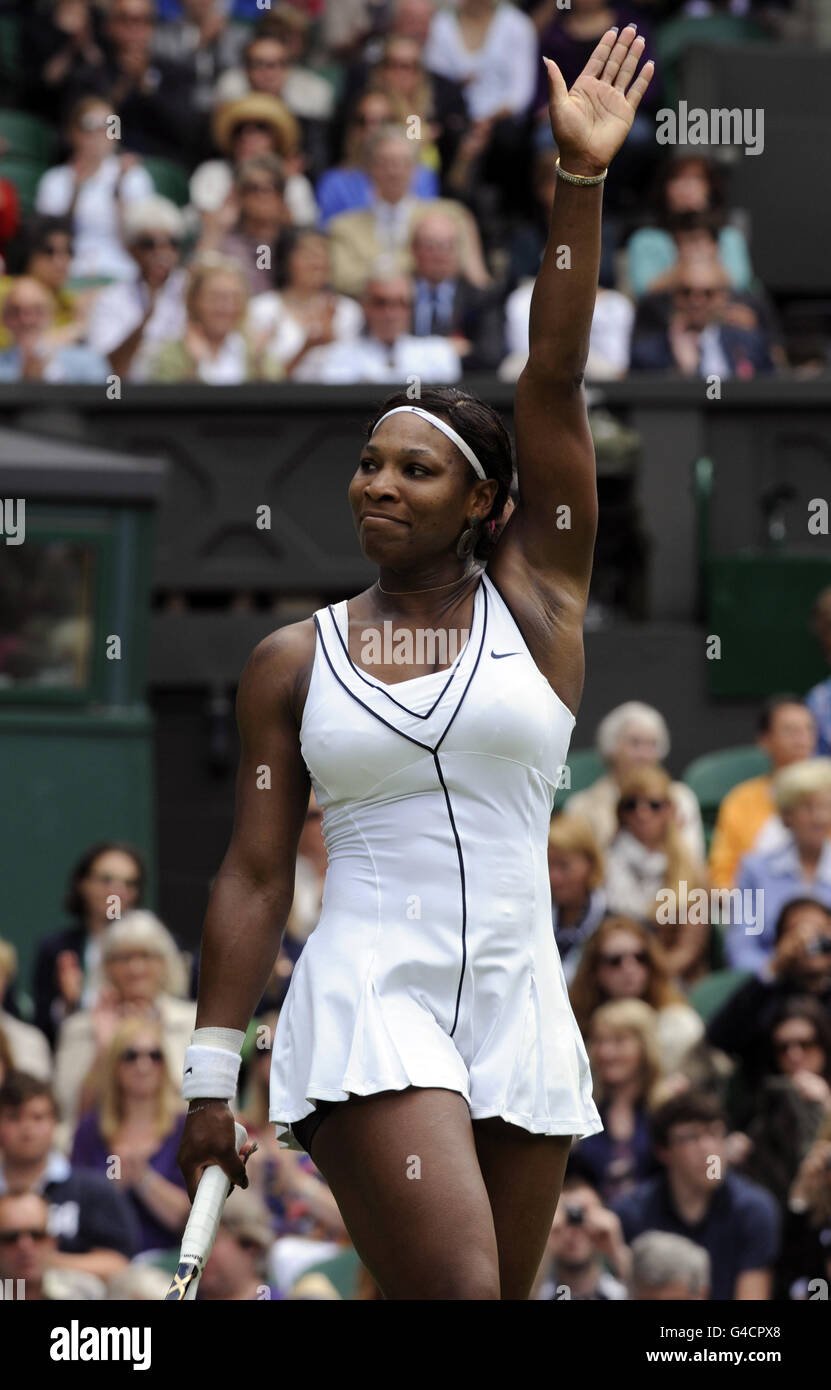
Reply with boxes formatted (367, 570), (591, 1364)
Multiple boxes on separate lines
(178, 26), (654, 1300)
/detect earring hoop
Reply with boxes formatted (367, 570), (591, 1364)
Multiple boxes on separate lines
(456, 515), (482, 560)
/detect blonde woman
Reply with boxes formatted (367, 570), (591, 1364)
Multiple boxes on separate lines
(571, 999), (664, 1203)
(547, 815), (607, 982)
(149, 255), (283, 384)
(604, 766), (711, 985)
(54, 910), (195, 1132)
(730, 757), (831, 974)
(69, 1016), (189, 1255)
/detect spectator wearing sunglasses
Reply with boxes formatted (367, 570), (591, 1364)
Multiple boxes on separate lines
(70, 1017), (190, 1255)
(215, 26), (335, 182)
(563, 701), (705, 862)
(569, 916), (704, 1075)
(34, 95), (155, 283)
(84, 196), (188, 381)
(630, 247), (777, 378)
(709, 898), (831, 1100)
(0, 1073), (140, 1281)
(198, 155), (292, 298)
(728, 998), (831, 1208)
(32, 842), (147, 1048)
(190, 92), (317, 234)
(604, 766), (711, 986)
(0, 1191), (105, 1301)
(0, 216), (87, 352)
(53, 911), (194, 1134)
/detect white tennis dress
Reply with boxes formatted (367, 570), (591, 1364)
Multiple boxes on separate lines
(269, 570), (603, 1148)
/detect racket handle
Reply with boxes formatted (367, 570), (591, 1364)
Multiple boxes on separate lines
(179, 1121), (248, 1300)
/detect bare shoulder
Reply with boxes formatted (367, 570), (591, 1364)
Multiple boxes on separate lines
(237, 617), (318, 727)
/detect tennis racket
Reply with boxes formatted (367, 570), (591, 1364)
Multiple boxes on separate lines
(165, 1121), (250, 1301)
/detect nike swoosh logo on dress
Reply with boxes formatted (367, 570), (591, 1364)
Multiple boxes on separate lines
(491, 650), (521, 660)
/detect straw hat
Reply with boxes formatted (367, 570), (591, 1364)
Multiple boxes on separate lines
(212, 94), (300, 158)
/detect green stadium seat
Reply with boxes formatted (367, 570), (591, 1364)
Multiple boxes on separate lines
(0, 156), (47, 215)
(553, 747), (604, 812)
(0, 110), (57, 164)
(299, 1246), (362, 1300)
(688, 967), (751, 1023)
(143, 156), (191, 208)
(681, 745), (770, 847)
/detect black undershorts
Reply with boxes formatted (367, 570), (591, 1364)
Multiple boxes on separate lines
(290, 1099), (340, 1161)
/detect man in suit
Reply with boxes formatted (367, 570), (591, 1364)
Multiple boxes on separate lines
(293, 267), (460, 384)
(630, 252), (776, 378)
(410, 210), (504, 371)
(328, 128), (489, 299)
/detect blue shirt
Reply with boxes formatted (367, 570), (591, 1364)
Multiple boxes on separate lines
(316, 166), (438, 227)
(730, 837), (831, 974)
(806, 677), (831, 756)
(613, 1170), (780, 1301)
(0, 345), (108, 384)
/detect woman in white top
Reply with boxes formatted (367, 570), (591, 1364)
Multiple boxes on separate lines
(178, 28), (654, 1300)
(423, 0), (539, 121)
(35, 96), (154, 283)
(247, 228), (364, 376)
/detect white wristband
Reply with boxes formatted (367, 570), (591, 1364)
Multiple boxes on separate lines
(182, 1027), (245, 1101)
(191, 1026), (246, 1052)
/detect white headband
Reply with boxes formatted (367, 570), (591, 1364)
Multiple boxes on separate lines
(371, 406), (487, 482)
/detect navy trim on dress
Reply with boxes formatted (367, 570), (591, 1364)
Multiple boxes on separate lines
(326, 575), (485, 721)
(311, 582), (490, 1038)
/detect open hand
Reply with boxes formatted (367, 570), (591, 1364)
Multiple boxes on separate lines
(544, 24), (654, 176)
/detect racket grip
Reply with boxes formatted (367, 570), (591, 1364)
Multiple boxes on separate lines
(179, 1122), (248, 1289)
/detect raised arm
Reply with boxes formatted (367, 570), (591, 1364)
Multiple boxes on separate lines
(177, 625), (314, 1197)
(492, 27), (653, 603)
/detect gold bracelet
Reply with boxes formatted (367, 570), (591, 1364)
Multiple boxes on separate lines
(555, 156), (608, 186)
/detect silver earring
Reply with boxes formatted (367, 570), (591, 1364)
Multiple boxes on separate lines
(456, 515), (481, 560)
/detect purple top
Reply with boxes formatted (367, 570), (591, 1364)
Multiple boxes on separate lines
(70, 1109), (188, 1254)
(535, 7), (663, 114)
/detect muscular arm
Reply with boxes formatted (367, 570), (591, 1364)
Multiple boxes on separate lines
(178, 625), (314, 1198)
(488, 28), (653, 711)
(195, 625), (313, 1032)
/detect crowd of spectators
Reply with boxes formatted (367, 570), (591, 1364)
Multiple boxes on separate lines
(5, 623), (831, 1297)
(0, 0), (825, 386)
(2, 0), (831, 1306)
